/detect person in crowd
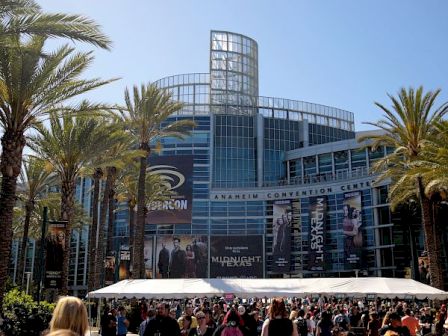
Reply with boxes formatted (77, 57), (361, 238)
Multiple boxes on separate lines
(434, 311), (445, 336)
(212, 309), (246, 336)
(379, 313), (410, 336)
(116, 306), (130, 336)
(181, 315), (198, 336)
(203, 308), (217, 331)
(316, 311), (334, 336)
(367, 312), (382, 336)
(213, 304), (222, 322)
(196, 311), (215, 336)
(349, 306), (362, 328)
(144, 302), (181, 336)
(240, 305), (257, 336)
(170, 308), (179, 320)
(290, 310), (299, 321)
(401, 309), (419, 336)
(334, 308), (350, 331)
(331, 327), (346, 336)
(261, 298), (298, 336)
(140, 306), (156, 336)
(306, 312), (316, 336)
(48, 296), (89, 336)
(419, 307), (434, 336)
(294, 309), (309, 336)
(382, 312), (392, 327)
(179, 304), (199, 329)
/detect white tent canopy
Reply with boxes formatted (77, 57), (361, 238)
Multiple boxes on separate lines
(87, 277), (448, 300)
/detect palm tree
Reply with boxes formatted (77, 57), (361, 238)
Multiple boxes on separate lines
(115, 160), (173, 275)
(0, 19), (112, 301)
(0, 0), (111, 49)
(119, 83), (195, 278)
(360, 86), (448, 289)
(15, 156), (55, 287)
(28, 113), (123, 294)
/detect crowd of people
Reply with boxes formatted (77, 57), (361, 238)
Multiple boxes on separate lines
(96, 296), (448, 336)
(31, 294), (448, 336)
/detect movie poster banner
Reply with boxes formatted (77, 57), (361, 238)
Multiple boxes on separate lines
(146, 155), (193, 225)
(155, 235), (208, 278)
(308, 196), (327, 271)
(210, 236), (264, 278)
(343, 191), (363, 267)
(272, 201), (292, 273)
(44, 220), (67, 288)
(118, 245), (131, 280)
(144, 236), (154, 279)
(104, 253), (116, 286)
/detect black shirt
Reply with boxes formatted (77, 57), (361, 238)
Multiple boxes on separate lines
(144, 315), (181, 336)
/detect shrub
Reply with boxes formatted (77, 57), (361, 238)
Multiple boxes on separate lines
(1, 288), (55, 336)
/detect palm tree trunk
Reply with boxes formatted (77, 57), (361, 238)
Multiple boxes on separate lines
(60, 178), (75, 295)
(417, 176), (444, 289)
(106, 167), (117, 254)
(88, 168), (102, 291)
(133, 148), (149, 279)
(0, 130), (26, 305)
(17, 200), (34, 287)
(129, 200), (135, 256)
(95, 168), (113, 287)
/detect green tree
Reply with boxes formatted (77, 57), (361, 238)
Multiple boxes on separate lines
(0, 0), (111, 49)
(15, 156), (55, 287)
(28, 113), (123, 294)
(119, 83), (195, 278)
(360, 86), (448, 289)
(0, 4), (112, 301)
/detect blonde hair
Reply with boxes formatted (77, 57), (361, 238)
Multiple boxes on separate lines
(49, 296), (88, 336)
(46, 330), (78, 336)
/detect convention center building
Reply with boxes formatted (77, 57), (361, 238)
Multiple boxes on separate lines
(10, 31), (445, 295)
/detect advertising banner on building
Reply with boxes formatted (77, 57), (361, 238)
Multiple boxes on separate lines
(210, 236), (264, 278)
(272, 201), (292, 273)
(118, 245), (131, 280)
(146, 155), (193, 225)
(308, 196), (327, 271)
(44, 220), (67, 289)
(144, 236), (154, 279)
(343, 191), (363, 267)
(104, 253), (116, 286)
(155, 235), (208, 278)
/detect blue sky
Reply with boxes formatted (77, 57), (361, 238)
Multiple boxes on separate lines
(41, 1), (448, 131)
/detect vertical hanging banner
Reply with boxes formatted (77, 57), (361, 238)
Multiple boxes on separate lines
(44, 220), (67, 288)
(343, 191), (363, 267)
(118, 245), (131, 280)
(308, 196), (327, 271)
(146, 155), (193, 225)
(272, 200), (292, 273)
(104, 253), (116, 286)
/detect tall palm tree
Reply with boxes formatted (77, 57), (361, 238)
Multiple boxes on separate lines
(15, 156), (54, 287)
(28, 113), (123, 294)
(360, 86), (448, 289)
(0, 27), (112, 301)
(0, 0), (111, 49)
(115, 161), (173, 275)
(119, 83), (195, 278)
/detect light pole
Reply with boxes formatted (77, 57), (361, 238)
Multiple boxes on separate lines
(25, 272), (32, 295)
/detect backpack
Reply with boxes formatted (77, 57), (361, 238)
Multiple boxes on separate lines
(295, 317), (308, 336)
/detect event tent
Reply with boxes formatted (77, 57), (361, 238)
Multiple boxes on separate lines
(87, 277), (448, 300)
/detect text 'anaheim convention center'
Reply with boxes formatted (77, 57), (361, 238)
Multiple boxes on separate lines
(11, 30), (447, 295)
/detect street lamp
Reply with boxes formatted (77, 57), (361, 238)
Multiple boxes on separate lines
(24, 272), (32, 295)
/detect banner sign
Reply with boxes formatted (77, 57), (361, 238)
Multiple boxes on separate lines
(155, 235), (208, 278)
(44, 220), (67, 289)
(343, 191), (363, 267)
(272, 201), (292, 273)
(144, 236), (154, 279)
(210, 236), (263, 278)
(104, 253), (116, 286)
(308, 196), (327, 271)
(146, 155), (193, 225)
(118, 245), (131, 280)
